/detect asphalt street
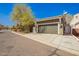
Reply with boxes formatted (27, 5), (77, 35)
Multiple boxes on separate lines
(0, 30), (58, 56)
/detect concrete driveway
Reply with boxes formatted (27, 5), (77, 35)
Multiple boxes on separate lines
(23, 33), (79, 55)
(12, 31), (79, 56)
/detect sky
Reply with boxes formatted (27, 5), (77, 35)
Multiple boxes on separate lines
(0, 3), (79, 26)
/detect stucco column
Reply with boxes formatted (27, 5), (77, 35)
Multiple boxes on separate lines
(33, 27), (36, 33)
(58, 17), (63, 35)
(58, 23), (60, 34)
(36, 25), (38, 33)
(33, 21), (38, 33)
(58, 17), (62, 35)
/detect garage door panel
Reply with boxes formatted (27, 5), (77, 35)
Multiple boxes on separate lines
(38, 24), (58, 34)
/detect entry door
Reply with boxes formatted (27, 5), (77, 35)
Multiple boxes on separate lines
(65, 25), (71, 34)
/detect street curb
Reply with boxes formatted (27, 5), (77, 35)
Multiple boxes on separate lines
(11, 31), (79, 56)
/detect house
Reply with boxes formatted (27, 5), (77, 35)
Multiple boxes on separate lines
(0, 24), (4, 30)
(33, 13), (73, 35)
(70, 13), (79, 36)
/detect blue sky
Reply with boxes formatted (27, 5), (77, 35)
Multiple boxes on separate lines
(0, 3), (79, 26)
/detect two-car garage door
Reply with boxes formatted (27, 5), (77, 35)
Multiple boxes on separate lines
(38, 24), (58, 34)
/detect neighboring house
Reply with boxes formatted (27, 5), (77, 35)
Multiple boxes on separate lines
(70, 13), (79, 36)
(33, 13), (73, 35)
(0, 24), (4, 30)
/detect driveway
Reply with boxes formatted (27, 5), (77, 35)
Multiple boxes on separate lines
(18, 33), (79, 56)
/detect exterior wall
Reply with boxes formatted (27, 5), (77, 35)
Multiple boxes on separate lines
(65, 14), (73, 24)
(34, 14), (72, 35)
(70, 14), (79, 28)
(35, 18), (65, 34)
(59, 17), (64, 35)
(33, 27), (37, 33)
(70, 13), (79, 35)
(37, 19), (59, 24)
(63, 14), (72, 35)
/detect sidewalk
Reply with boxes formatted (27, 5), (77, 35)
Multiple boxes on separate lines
(11, 31), (79, 55)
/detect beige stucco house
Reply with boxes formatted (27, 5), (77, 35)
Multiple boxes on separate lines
(33, 13), (73, 35)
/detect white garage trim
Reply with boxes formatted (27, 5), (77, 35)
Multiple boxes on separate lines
(38, 22), (58, 34)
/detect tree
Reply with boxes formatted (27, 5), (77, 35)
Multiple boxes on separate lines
(11, 4), (35, 32)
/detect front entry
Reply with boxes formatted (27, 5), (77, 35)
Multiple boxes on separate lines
(64, 25), (71, 35)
